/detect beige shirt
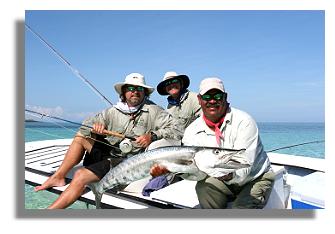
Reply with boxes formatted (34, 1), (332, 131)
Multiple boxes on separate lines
(79, 99), (182, 156)
(166, 91), (201, 132)
(182, 107), (271, 186)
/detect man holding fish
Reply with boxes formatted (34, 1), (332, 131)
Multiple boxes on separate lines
(152, 77), (275, 209)
(184, 77), (275, 209)
(34, 72), (182, 209)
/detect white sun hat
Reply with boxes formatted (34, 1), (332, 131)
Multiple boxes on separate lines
(114, 73), (155, 95)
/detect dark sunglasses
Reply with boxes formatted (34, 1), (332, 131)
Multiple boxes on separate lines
(126, 86), (145, 92)
(200, 93), (225, 101)
(165, 79), (180, 86)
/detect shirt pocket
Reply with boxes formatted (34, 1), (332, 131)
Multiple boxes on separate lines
(132, 116), (149, 136)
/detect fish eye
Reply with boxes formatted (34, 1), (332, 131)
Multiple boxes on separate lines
(213, 149), (221, 155)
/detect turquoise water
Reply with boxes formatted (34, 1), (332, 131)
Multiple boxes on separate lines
(24, 121), (325, 209)
(25, 121), (96, 209)
(258, 122), (325, 159)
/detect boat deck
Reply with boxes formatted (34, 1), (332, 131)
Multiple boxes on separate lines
(25, 139), (325, 209)
(25, 139), (200, 209)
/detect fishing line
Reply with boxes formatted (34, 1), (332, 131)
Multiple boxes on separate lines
(25, 127), (70, 139)
(26, 110), (123, 151)
(25, 24), (113, 107)
(26, 111), (79, 133)
(26, 109), (93, 130)
(25, 109), (136, 141)
(26, 127), (120, 151)
(267, 140), (325, 153)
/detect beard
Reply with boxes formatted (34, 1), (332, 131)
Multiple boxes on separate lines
(127, 95), (144, 107)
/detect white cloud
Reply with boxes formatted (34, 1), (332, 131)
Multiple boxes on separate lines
(25, 105), (64, 116)
(25, 105), (97, 122)
(64, 111), (97, 122)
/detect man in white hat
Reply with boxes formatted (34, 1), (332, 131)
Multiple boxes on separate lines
(148, 72), (201, 179)
(157, 71), (201, 132)
(34, 72), (182, 209)
(181, 77), (275, 209)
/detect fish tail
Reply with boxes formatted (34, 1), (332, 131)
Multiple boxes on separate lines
(95, 193), (103, 209)
(87, 183), (103, 209)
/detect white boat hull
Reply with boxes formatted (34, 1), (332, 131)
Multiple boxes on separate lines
(25, 139), (325, 209)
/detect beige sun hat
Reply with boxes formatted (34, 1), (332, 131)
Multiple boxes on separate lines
(114, 73), (155, 95)
(157, 71), (190, 95)
(199, 77), (225, 95)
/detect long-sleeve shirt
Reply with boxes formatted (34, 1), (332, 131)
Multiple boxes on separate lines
(79, 99), (182, 156)
(166, 91), (201, 132)
(182, 107), (271, 186)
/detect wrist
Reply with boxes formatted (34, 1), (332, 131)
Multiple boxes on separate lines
(150, 132), (158, 142)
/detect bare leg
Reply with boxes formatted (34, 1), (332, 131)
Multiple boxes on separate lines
(48, 168), (100, 209)
(34, 135), (94, 192)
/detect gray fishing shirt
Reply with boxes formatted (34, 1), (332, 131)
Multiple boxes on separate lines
(182, 107), (271, 186)
(167, 91), (201, 132)
(79, 99), (182, 156)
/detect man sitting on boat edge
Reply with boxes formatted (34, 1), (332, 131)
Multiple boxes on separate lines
(34, 72), (182, 209)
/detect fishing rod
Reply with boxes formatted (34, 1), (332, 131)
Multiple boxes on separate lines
(25, 109), (136, 141)
(268, 140), (325, 153)
(25, 24), (113, 107)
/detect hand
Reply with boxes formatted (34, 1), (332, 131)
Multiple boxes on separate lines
(216, 173), (233, 182)
(150, 164), (169, 177)
(135, 133), (152, 148)
(91, 123), (106, 135)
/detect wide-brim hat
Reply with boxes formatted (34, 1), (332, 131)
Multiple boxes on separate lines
(114, 73), (155, 95)
(157, 71), (190, 95)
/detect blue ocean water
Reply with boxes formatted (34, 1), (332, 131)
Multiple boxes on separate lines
(24, 121), (325, 209)
(258, 122), (325, 159)
(25, 121), (325, 158)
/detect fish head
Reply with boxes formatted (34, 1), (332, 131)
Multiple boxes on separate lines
(195, 147), (246, 162)
(194, 147), (249, 175)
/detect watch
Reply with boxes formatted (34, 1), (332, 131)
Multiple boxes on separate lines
(150, 132), (158, 142)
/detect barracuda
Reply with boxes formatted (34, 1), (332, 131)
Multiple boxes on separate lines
(88, 146), (248, 208)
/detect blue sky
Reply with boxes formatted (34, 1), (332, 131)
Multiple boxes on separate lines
(25, 10), (325, 122)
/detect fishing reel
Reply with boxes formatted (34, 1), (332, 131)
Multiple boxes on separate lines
(119, 138), (133, 153)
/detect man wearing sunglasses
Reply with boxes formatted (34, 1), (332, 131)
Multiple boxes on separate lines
(143, 72), (201, 196)
(181, 77), (275, 209)
(156, 71), (201, 133)
(34, 72), (181, 209)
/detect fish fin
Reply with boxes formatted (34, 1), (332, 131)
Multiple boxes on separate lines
(159, 161), (199, 174)
(180, 171), (207, 181)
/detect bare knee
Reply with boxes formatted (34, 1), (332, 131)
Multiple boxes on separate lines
(72, 168), (99, 187)
(73, 135), (94, 152)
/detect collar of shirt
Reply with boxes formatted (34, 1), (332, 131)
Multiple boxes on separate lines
(196, 107), (232, 135)
(167, 89), (189, 106)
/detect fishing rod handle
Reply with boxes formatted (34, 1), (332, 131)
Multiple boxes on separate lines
(102, 130), (125, 138)
(103, 130), (136, 141)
